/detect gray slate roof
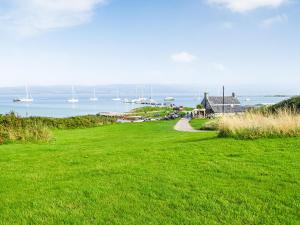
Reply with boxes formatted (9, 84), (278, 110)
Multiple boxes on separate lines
(210, 104), (245, 113)
(202, 95), (245, 113)
(207, 96), (240, 105)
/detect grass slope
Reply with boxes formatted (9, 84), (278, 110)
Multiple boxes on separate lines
(269, 96), (300, 112)
(0, 121), (299, 224)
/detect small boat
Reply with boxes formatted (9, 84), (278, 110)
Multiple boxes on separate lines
(131, 98), (139, 104)
(13, 85), (34, 103)
(149, 99), (157, 105)
(90, 88), (98, 102)
(68, 98), (79, 103)
(133, 97), (147, 104)
(68, 86), (79, 103)
(123, 98), (133, 103)
(164, 96), (175, 101)
(112, 89), (121, 101)
(148, 86), (157, 105)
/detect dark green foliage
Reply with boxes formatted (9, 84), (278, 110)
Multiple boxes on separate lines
(268, 96), (300, 112)
(24, 114), (116, 129)
(196, 104), (204, 109)
(254, 96), (300, 114)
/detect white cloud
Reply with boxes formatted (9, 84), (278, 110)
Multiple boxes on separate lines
(0, 0), (106, 36)
(171, 52), (197, 63)
(260, 14), (288, 28)
(207, 0), (287, 13)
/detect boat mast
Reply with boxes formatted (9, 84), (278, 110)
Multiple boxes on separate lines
(135, 86), (138, 99)
(72, 86), (75, 99)
(25, 85), (29, 99)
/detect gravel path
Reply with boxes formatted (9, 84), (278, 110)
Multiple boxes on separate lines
(174, 118), (201, 132)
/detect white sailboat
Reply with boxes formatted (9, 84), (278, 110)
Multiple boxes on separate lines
(68, 86), (79, 103)
(131, 86), (140, 104)
(148, 86), (157, 105)
(164, 96), (175, 101)
(123, 98), (132, 103)
(112, 89), (121, 101)
(133, 87), (148, 104)
(90, 88), (98, 102)
(13, 85), (34, 102)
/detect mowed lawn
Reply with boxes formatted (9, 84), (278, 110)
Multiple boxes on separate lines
(0, 121), (299, 225)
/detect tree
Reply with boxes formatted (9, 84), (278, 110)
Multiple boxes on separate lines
(196, 104), (204, 109)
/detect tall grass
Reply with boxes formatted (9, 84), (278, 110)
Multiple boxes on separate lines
(0, 113), (117, 144)
(0, 113), (52, 144)
(218, 109), (300, 139)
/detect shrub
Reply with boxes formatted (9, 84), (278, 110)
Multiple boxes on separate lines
(269, 96), (300, 113)
(253, 96), (300, 114)
(218, 109), (300, 139)
(196, 104), (204, 109)
(24, 115), (116, 129)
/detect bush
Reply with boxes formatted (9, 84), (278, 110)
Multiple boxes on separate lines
(269, 96), (300, 113)
(218, 109), (300, 139)
(196, 104), (204, 109)
(253, 96), (300, 114)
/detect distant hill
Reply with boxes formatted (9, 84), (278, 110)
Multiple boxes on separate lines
(269, 96), (300, 112)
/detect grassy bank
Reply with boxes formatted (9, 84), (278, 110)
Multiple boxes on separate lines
(189, 118), (209, 130)
(130, 106), (172, 118)
(0, 113), (116, 144)
(218, 110), (300, 139)
(130, 106), (192, 118)
(189, 118), (218, 131)
(0, 113), (52, 144)
(268, 96), (300, 113)
(0, 120), (299, 224)
(24, 114), (116, 129)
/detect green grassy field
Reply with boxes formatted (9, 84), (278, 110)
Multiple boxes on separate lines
(0, 121), (299, 224)
(189, 118), (210, 130)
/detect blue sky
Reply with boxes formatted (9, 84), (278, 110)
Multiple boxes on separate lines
(0, 0), (299, 92)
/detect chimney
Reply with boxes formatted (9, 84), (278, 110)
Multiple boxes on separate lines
(204, 92), (208, 99)
(232, 92), (236, 98)
(204, 92), (208, 108)
(222, 86), (225, 114)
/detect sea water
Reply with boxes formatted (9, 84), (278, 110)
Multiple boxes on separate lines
(0, 86), (289, 118)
